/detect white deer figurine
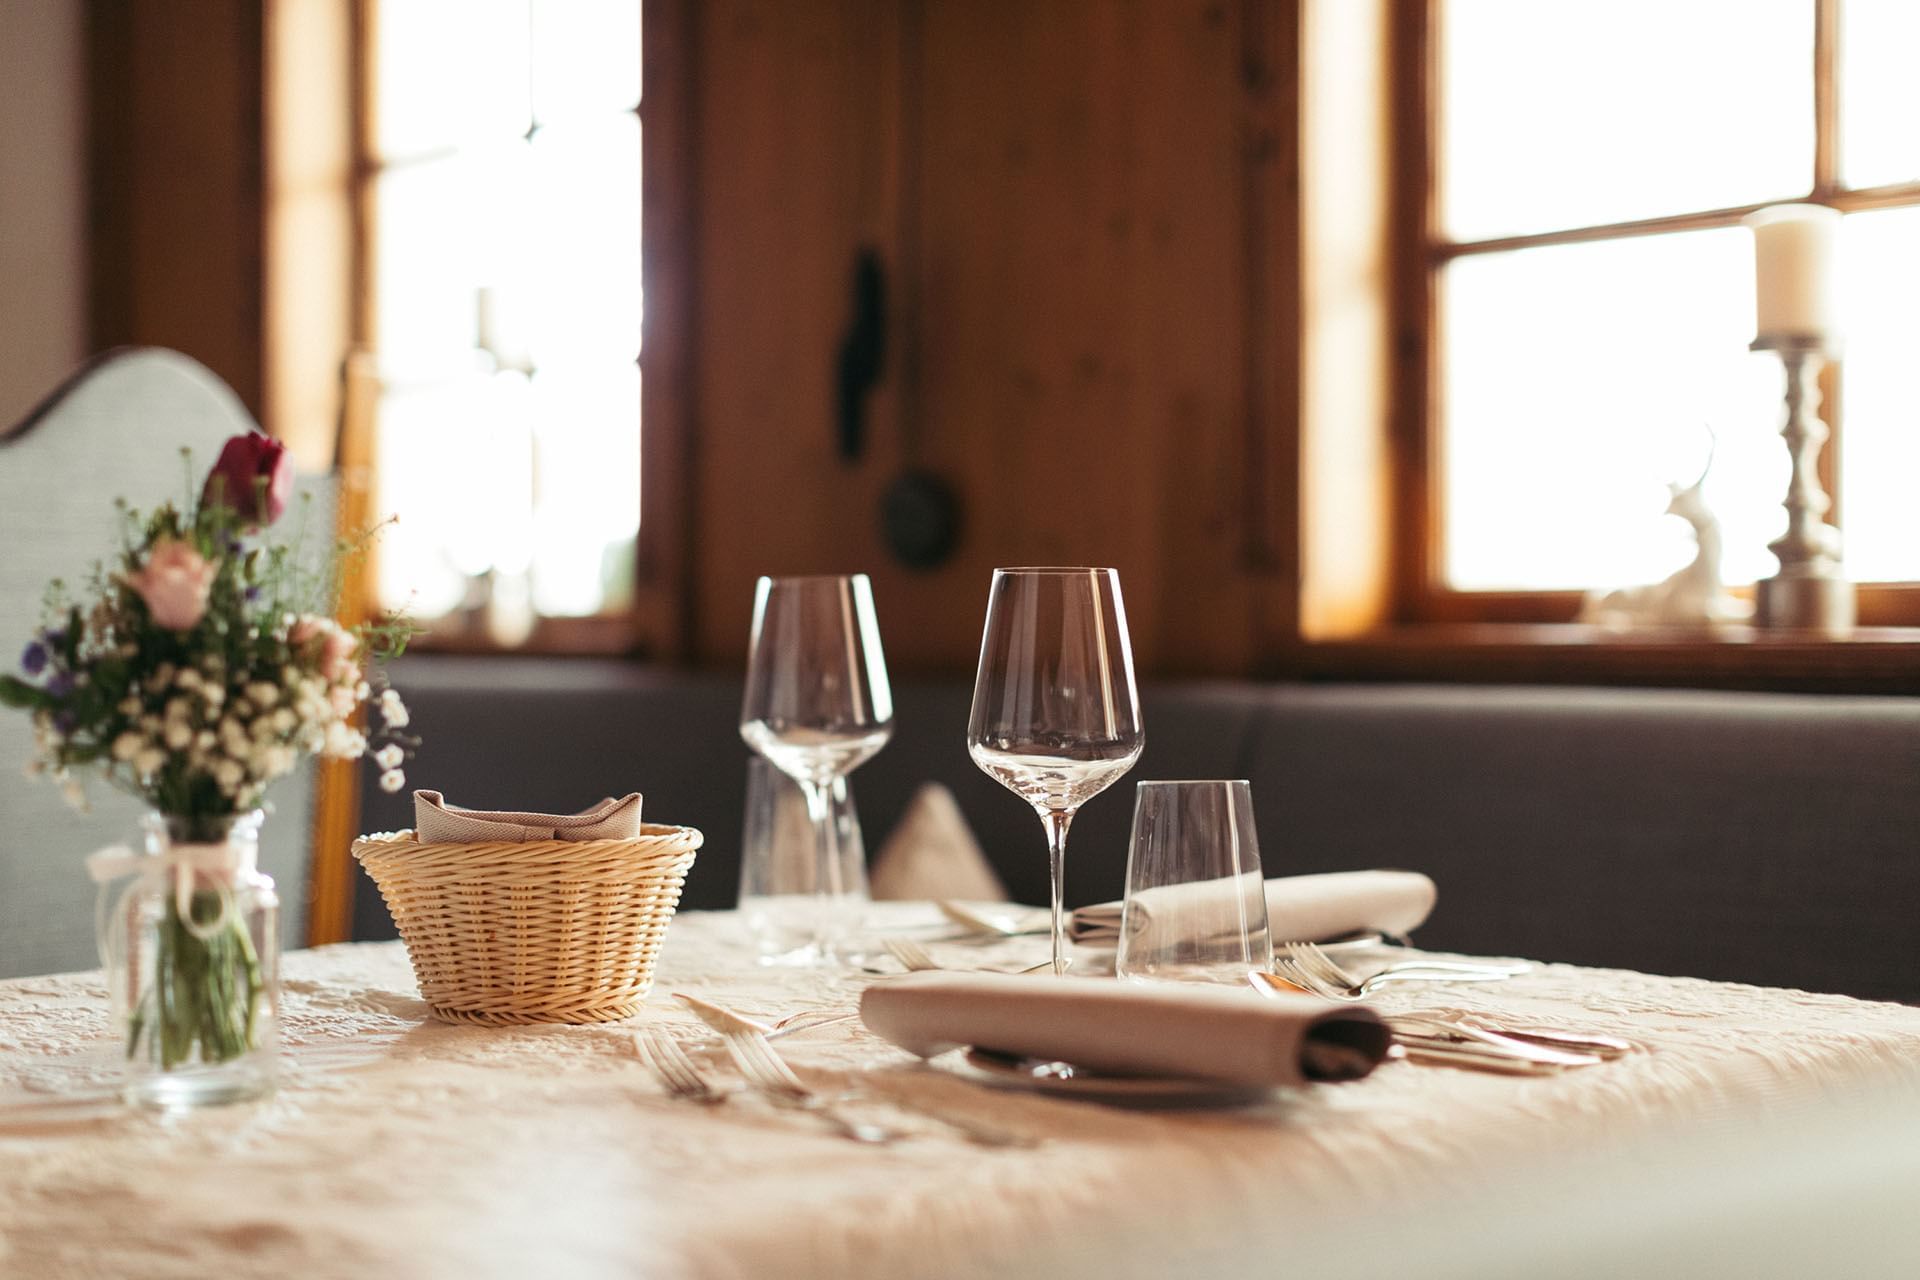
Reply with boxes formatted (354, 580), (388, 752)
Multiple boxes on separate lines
(1580, 438), (1748, 630)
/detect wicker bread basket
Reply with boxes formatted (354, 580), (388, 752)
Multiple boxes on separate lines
(351, 824), (702, 1025)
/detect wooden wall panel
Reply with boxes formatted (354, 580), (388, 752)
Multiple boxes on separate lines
(692, 0), (906, 662)
(88, 0), (267, 419)
(690, 0), (1300, 677)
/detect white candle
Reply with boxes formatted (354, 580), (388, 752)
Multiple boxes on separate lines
(1747, 204), (1841, 341)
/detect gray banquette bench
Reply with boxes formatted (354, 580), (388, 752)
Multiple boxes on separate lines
(355, 657), (1920, 1005)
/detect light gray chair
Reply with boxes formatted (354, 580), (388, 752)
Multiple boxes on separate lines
(0, 349), (324, 977)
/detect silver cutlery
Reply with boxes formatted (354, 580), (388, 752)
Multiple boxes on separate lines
(1267, 956), (1506, 1001)
(679, 996), (899, 1144)
(934, 900), (1052, 938)
(1411, 1012), (1637, 1060)
(1384, 1014), (1603, 1068)
(1279, 940), (1526, 997)
(677, 995), (1034, 1148)
(882, 937), (1065, 976)
(635, 1030), (729, 1104)
(1385, 1040), (1570, 1075)
(1247, 970), (1619, 1074)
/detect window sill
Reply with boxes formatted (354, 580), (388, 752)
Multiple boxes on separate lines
(1276, 625), (1920, 694)
(402, 613), (644, 658)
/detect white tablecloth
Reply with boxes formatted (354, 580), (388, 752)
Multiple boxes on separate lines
(3, 905), (1920, 1280)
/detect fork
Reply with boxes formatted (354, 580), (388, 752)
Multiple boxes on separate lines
(882, 938), (1063, 976)
(677, 997), (901, 1145)
(678, 995), (1033, 1148)
(934, 900), (1051, 938)
(1267, 955), (1509, 1002)
(884, 938), (941, 971)
(1283, 940), (1525, 996)
(635, 1031), (728, 1105)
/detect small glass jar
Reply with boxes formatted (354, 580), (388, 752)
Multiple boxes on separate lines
(95, 810), (280, 1107)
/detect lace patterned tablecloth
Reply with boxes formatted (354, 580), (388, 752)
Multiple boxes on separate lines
(4, 905), (1920, 1280)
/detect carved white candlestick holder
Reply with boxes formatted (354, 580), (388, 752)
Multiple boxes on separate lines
(1750, 334), (1854, 635)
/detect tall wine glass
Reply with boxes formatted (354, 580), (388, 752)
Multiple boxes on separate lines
(740, 574), (893, 963)
(967, 568), (1144, 975)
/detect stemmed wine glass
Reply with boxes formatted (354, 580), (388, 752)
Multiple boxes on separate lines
(967, 568), (1144, 976)
(740, 574), (893, 964)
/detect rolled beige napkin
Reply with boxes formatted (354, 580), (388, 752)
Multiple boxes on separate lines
(412, 790), (644, 842)
(1068, 869), (1437, 947)
(860, 971), (1390, 1087)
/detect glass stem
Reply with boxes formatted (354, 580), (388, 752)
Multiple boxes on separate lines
(1041, 808), (1075, 976)
(800, 778), (844, 959)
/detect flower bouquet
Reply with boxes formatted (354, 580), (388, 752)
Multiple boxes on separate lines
(0, 433), (412, 1105)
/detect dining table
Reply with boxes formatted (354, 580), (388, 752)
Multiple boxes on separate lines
(4, 902), (1920, 1279)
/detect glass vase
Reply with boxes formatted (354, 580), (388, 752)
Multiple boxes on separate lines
(94, 810), (280, 1107)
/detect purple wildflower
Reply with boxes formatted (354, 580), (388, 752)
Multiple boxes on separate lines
(244, 585), (262, 603)
(20, 642), (47, 677)
(46, 671), (74, 698)
(52, 710), (77, 736)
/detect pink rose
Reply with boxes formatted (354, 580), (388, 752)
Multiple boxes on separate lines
(291, 615), (359, 683)
(202, 432), (293, 526)
(129, 539), (216, 631)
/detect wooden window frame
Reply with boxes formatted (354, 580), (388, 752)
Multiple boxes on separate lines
(1389, 0), (1920, 634)
(346, 0), (694, 659)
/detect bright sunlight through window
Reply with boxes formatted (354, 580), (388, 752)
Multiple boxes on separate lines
(371, 0), (642, 640)
(1437, 0), (1920, 594)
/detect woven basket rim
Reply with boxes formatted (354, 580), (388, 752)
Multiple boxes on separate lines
(351, 824), (703, 859)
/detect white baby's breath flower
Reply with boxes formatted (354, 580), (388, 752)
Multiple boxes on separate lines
(271, 708), (297, 735)
(378, 768), (405, 793)
(195, 730), (216, 751)
(247, 682), (280, 709)
(163, 721), (193, 751)
(133, 747), (166, 778)
(175, 668), (201, 691)
(200, 683), (225, 709)
(111, 732), (142, 762)
(229, 698), (253, 719)
(213, 759), (245, 794)
(262, 744), (296, 778)
(118, 697), (141, 716)
(164, 697), (191, 724)
(374, 743), (405, 770)
(378, 689), (409, 729)
(139, 714), (163, 736)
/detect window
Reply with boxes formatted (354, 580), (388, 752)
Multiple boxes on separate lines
(363, 0), (643, 645)
(1412, 0), (1920, 620)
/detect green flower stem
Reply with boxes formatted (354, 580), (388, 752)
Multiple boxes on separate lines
(131, 890), (263, 1070)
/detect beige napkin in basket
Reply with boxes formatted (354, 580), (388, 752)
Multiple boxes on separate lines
(861, 972), (1390, 1087)
(413, 790), (644, 842)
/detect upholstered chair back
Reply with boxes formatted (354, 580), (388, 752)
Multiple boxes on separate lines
(0, 349), (325, 977)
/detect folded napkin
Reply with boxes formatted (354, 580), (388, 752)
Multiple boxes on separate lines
(870, 783), (1007, 903)
(1068, 869), (1437, 947)
(860, 972), (1390, 1087)
(412, 790), (644, 843)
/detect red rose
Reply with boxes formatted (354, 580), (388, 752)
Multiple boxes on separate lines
(201, 432), (293, 526)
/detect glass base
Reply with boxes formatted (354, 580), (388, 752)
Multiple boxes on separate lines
(124, 1057), (275, 1109)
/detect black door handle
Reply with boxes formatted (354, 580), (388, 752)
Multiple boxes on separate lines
(835, 248), (886, 460)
